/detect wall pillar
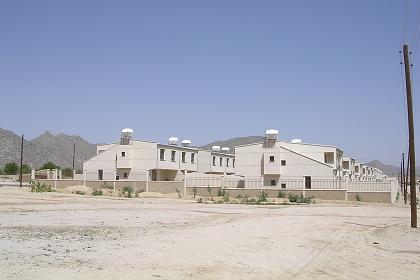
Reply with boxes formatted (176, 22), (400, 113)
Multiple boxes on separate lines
(83, 170), (86, 187)
(183, 170), (187, 196)
(31, 169), (35, 181)
(146, 170), (149, 193)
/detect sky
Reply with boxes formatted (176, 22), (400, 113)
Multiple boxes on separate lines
(0, 0), (419, 165)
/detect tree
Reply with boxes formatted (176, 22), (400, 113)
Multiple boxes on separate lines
(62, 167), (73, 178)
(21, 164), (32, 174)
(3, 162), (18, 175)
(40, 162), (59, 170)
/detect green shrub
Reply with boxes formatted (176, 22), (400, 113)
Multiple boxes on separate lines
(192, 187), (198, 198)
(176, 188), (182, 198)
(288, 193), (312, 204)
(122, 186), (134, 198)
(30, 181), (55, 193)
(258, 191), (268, 203)
(355, 194), (361, 201)
(277, 191), (285, 198)
(218, 188), (227, 197)
(75, 190), (85, 195)
(197, 198), (203, 203)
(207, 185), (212, 196)
(92, 189), (103, 196)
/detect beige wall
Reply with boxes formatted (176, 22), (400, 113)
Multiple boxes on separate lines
(235, 142), (334, 180)
(347, 192), (391, 203)
(305, 189), (347, 200)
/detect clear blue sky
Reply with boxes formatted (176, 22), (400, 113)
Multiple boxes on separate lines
(0, 0), (419, 165)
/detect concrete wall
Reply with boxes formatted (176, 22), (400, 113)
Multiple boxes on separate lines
(347, 192), (391, 203)
(235, 142), (334, 180)
(149, 181), (184, 194)
(305, 189), (347, 200)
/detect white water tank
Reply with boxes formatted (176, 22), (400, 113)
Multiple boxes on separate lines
(212, 145), (221, 152)
(168, 137), (178, 146)
(181, 140), (191, 147)
(291, 139), (302, 143)
(265, 129), (279, 140)
(221, 147), (230, 153)
(120, 128), (134, 145)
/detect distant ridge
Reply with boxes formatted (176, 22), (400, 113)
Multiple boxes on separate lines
(0, 128), (96, 170)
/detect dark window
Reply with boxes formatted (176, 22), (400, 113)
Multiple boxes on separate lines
(305, 176), (311, 189)
(123, 172), (128, 179)
(171, 151), (176, 162)
(269, 156), (275, 163)
(182, 152), (186, 163)
(281, 160), (286, 166)
(270, 179), (276, 186)
(98, 170), (103, 180)
(233, 159), (235, 167)
(116, 175), (119, 180)
(213, 156), (216, 166)
(160, 149), (165, 161)
(121, 151), (126, 157)
(219, 157), (223, 167)
(226, 158), (230, 167)
(191, 153), (195, 164)
(281, 183), (286, 189)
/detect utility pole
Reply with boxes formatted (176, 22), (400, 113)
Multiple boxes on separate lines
(19, 134), (24, 188)
(402, 153), (407, 204)
(72, 143), (76, 177)
(403, 44), (417, 228)
(400, 154), (404, 195)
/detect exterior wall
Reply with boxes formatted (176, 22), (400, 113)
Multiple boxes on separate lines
(148, 181), (184, 193)
(197, 150), (235, 174)
(234, 142), (334, 182)
(305, 189), (347, 200)
(347, 192), (391, 203)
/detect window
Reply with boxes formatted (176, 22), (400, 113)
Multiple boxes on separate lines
(281, 160), (286, 166)
(182, 152), (186, 163)
(123, 172), (128, 179)
(191, 153), (195, 164)
(98, 170), (103, 180)
(171, 151), (176, 162)
(233, 159), (235, 167)
(305, 176), (311, 189)
(226, 158), (230, 167)
(343, 161), (349, 170)
(281, 183), (286, 189)
(270, 179), (276, 186)
(324, 152), (334, 164)
(269, 156), (275, 163)
(121, 151), (126, 157)
(160, 149), (165, 161)
(219, 157), (223, 167)
(213, 156), (216, 166)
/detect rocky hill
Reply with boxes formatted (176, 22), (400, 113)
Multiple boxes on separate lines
(0, 128), (96, 170)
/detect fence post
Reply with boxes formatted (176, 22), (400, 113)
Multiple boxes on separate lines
(83, 170), (86, 187)
(302, 177), (306, 197)
(146, 170), (149, 193)
(54, 170), (57, 190)
(183, 170), (187, 196)
(31, 169), (35, 181)
(113, 170), (116, 191)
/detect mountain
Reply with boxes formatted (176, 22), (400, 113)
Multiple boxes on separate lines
(366, 160), (420, 177)
(199, 136), (265, 153)
(0, 128), (96, 170)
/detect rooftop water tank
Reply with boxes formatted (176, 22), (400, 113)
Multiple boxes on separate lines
(168, 137), (178, 146)
(212, 145), (221, 152)
(265, 129), (279, 140)
(181, 140), (191, 147)
(120, 128), (134, 145)
(221, 147), (230, 153)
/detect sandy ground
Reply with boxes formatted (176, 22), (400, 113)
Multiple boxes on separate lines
(0, 186), (419, 280)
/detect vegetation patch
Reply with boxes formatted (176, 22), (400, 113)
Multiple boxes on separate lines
(92, 189), (103, 196)
(30, 181), (55, 193)
(122, 186), (134, 198)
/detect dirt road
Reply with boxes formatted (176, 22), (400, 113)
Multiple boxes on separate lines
(0, 187), (418, 279)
